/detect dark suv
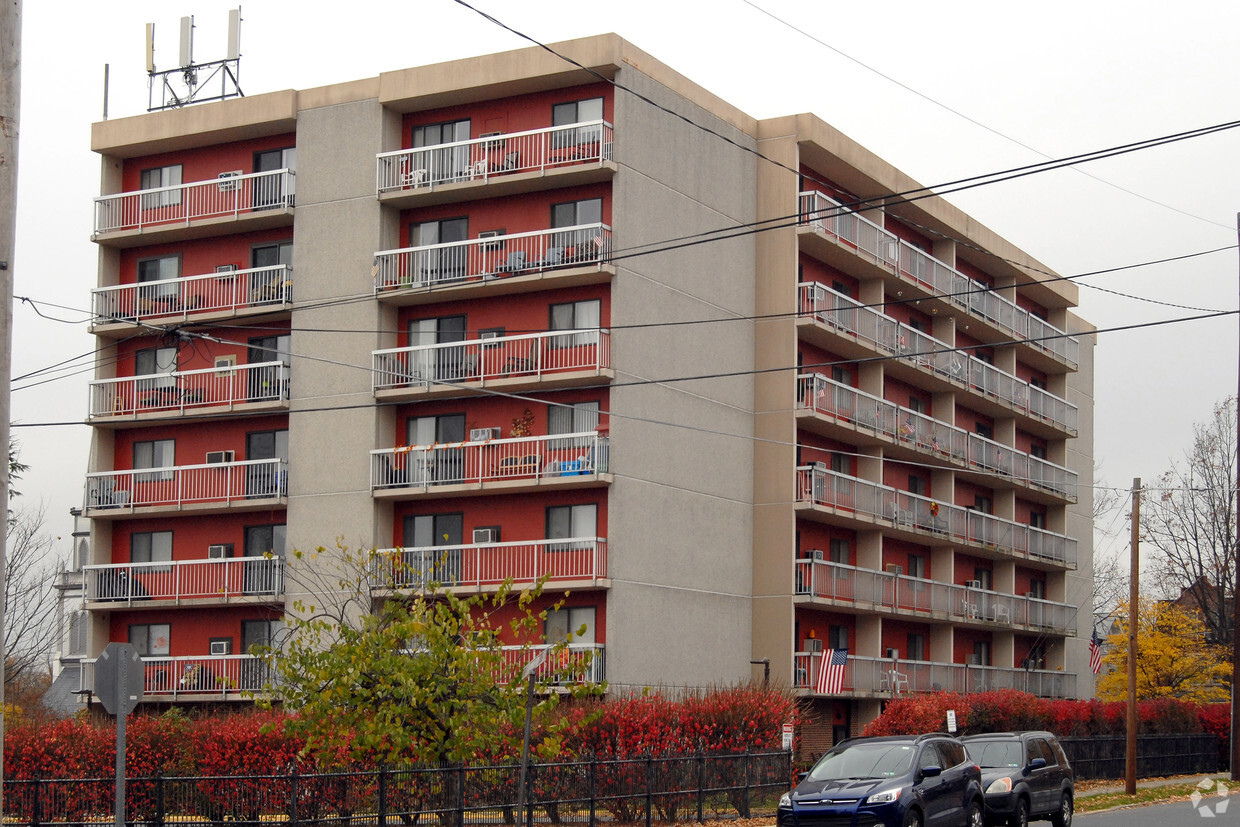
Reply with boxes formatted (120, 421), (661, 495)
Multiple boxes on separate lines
(960, 732), (1074, 827)
(778, 733), (984, 827)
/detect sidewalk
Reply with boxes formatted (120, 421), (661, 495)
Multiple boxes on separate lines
(1081, 773), (1229, 797)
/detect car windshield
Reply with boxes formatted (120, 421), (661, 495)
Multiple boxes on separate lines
(808, 743), (916, 781)
(966, 741), (1024, 769)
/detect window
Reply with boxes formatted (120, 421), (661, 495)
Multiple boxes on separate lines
(407, 315), (467, 381)
(246, 430), (289, 498)
(131, 531), (173, 570)
(550, 198), (604, 259)
(828, 538), (849, 564)
(1028, 579), (1046, 599)
(547, 503), (597, 551)
(135, 345), (178, 401)
(1029, 377), (1047, 390)
(549, 298), (601, 347)
(908, 318), (927, 333)
(908, 397), (927, 415)
(545, 605), (595, 644)
(974, 495), (993, 514)
(139, 164), (182, 209)
(403, 513), (465, 585)
(1029, 444), (1047, 460)
(830, 452), (849, 474)
(907, 633), (926, 661)
(551, 97), (604, 148)
(412, 119), (471, 184)
(253, 147), (296, 208)
(241, 619), (283, 653)
(137, 254), (181, 300)
(243, 523), (286, 594)
(974, 568), (993, 590)
(549, 401), (599, 436)
(828, 625), (849, 651)
(917, 743), (943, 772)
(251, 240), (294, 269)
(907, 554), (926, 579)
(244, 524), (287, 557)
(246, 334), (291, 400)
(129, 623), (171, 657)
(907, 475), (926, 496)
(831, 366), (850, 385)
(1030, 512), (1046, 529)
(975, 422), (993, 440)
(973, 640), (991, 667)
(134, 439), (175, 482)
(409, 218), (469, 283)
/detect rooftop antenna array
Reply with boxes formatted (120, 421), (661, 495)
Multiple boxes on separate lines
(146, 8), (244, 111)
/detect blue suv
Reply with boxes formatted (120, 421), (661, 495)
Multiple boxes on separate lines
(778, 733), (984, 827)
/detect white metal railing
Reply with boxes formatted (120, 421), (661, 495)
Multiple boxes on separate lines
(92, 265), (292, 324)
(377, 121), (614, 193)
(797, 373), (1077, 500)
(94, 169), (295, 234)
(799, 191), (1078, 368)
(796, 465), (1076, 567)
(373, 329), (610, 391)
(371, 537), (607, 590)
(794, 652), (1075, 698)
(373, 223), (612, 292)
(799, 282), (1078, 434)
(499, 643), (605, 684)
(372, 431), (608, 490)
(83, 556), (284, 604)
(794, 558), (1076, 634)
(84, 458), (287, 511)
(81, 654), (268, 697)
(89, 361), (289, 418)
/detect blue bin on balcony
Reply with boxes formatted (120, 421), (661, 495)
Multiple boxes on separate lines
(560, 460), (586, 476)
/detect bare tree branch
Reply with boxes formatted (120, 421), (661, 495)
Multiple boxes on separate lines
(5, 502), (61, 689)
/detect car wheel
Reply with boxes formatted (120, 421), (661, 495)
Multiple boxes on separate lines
(902, 808), (922, 827)
(1050, 793), (1073, 827)
(1009, 798), (1029, 827)
(967, 800), (985, 827)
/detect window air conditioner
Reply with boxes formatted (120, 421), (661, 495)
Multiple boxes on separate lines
(1025, 591), (1036, 598)
(478, 230), (505, 250)
(811, 549), (825, 561)
(805, 639), (823, 653)
(215, 264), (238, 273)
(469, 427), (500, 442)
(205, 450), (235, 465)
(886, 648), (900, 660)
(884, 564), (903, 575)
(472, 528), (498, 544)
(210, 639), (232, 656)
(217, 170), (242, 191)
(966, 580), (982, 589)
(207, 544), (233, 559)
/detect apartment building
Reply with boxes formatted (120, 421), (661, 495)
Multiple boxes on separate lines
(80, 34), (1094, 738)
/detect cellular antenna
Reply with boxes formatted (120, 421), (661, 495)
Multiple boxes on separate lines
(146, 8), (244, 111)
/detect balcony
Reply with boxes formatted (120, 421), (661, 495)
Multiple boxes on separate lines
(372, 431), (610, 500)
(794, 652), (1075, 699)
(91, 265), (292, 333)
(798, 191), (1079, 370)
(84, 458), (288, 518)
(500, 643), (605, 685)
(794, 558), (1076, 635)
(370, 537), (608, 593)
(373, 223), (612, 302)
(93, 169), (295, 247)
(81, 654), (268, 700)
(377, 121), (616, 207)
(796, 465), (1077, 569)
(89, 361), (289, 423)
(799, 283), (1077, 437)
(83, 556), (284, 608)
(373, 329), (612, 400)
(797, 373), (1077, 502)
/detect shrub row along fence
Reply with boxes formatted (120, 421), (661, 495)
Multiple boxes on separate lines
(1058, 734), (1219, 780)
(2, 751), (792, 827)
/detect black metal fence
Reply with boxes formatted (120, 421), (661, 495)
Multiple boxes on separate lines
(2, 751), (792, 827)
(1059, 734), (1219, 779)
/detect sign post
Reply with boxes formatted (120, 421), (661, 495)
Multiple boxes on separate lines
(94, 642), (145, 825)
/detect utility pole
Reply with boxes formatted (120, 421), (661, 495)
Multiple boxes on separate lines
(1232, 213), (1240, 782)
(1125, 479), (1140, 796)
(0, 0), (23, 816)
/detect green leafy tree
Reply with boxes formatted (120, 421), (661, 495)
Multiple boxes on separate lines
(255, 543), (602, 768)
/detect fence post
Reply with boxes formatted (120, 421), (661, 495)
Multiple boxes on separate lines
(378, 765), (387, 827)
(154, 771), (164, 827)
(742, 750), (751, 819)
(645, 757), (653, 827)
(696, 754), (705, 824)
(289, 764), (299, 827)
(588, 756), (597, 827)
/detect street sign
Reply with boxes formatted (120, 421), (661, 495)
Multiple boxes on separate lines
(782, 722), (794, 751)
(946, 710), (957, 733)
(94, 642), (145, 715)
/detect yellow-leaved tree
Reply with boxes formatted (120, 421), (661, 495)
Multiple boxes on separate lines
(1096, 597), (1231, 703)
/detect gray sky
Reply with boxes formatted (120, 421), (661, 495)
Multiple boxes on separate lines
(12, 0), (1240, 564)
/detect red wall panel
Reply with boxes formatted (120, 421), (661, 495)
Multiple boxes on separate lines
(403, 84), (613, 145)
(121, 135), (296, 192)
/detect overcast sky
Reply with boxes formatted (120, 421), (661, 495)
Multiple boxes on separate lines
(11, 1), (1240, 567)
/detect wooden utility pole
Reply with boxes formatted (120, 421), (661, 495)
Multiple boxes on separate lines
(1126, 479), (1140, 795)
(0, 0), (22, 816)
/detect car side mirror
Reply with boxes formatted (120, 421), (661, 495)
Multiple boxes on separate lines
(919, 765), (942, 778)
(1029, 757), (1047, 770)
(797, 771), (809, 782)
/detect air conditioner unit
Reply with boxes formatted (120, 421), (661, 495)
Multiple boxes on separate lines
(209, 639), (232, 656)
(1025, 591), (1036, 598)
(811, 549), (825, 561)
(472, 528), (498, 544)
(207, 544), (233, 559)
(217, 170), (242, 191)
(215, 264), (238, 273)
(886, 648), (900, 660)
(205, 450), (235, 465)
(884, 564), (903, 576)
(478, 230), (505, 250)
(805, 639), (823, 653)
(966, 580), (981, 589)
(470, 427), (500, 442)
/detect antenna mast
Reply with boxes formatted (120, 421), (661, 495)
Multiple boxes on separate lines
(146, 8), (243, 111)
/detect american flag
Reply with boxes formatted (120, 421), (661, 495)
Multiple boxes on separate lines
(816, 648), (848, 694)
(1089, 630), (1104, 675)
